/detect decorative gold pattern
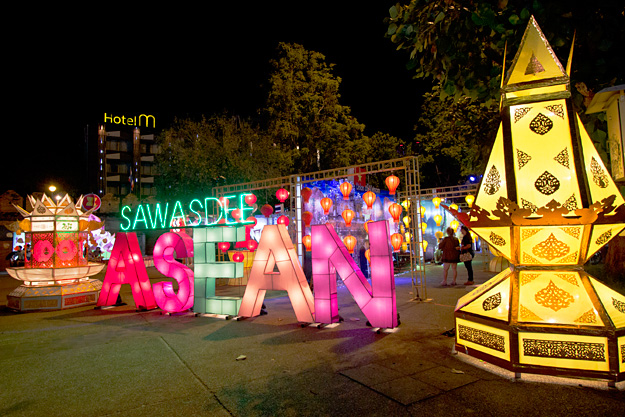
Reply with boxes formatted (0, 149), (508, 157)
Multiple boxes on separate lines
(595, 230), (612, 246)
(482, 292), (502, 311)
(555, 273), (578, 287)
(519, 304), (542, 321)
(489, 232), (506, 246)
(523, 339), (606, 362)
(613, 298), (625, 314)
(545, 104), (565, 119)
(529, 113), (553, 135)
(535, 280), (575, 312)
(574, 309), (598, 324)
(484, 166), (502, 195)
(621, 345), (625, 363)
(553, 147), (570, 168)
(522, 252), (540, 264)
(563, 194), (578, 211)
(520, 273), (541, 286)
(457, 325), (505, 352)
(559, 227), (581, 239)
(516, 149), (532, 170)
(590, 157), (609, 188)
(525, 52), (545, 75)
(534, 171), (560, 195)
(522, 228), (542, 241)
(521, 198), (538, 213)
(514, 107), (532, 123)
(557, 251), (579, 264)
(532, 233), (570, 261)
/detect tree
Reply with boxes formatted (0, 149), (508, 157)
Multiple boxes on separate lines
(155, 114), (289, 200)
(264, 43), (367, 173)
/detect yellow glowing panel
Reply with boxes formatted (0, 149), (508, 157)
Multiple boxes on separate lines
(518, 331), (609, 371)
(459, 277), (510, 322)
(505, 17), (566, 87)
(509, 100), (582, 212)
(585, 224), (625, 263)
(475, 126), (507, 218)
(456, 318), (510, 361)
(505, 84), (566, 100)
(619, 336), (625, 373)
(456, 268), (512, 311)
(519, 226), (583, 266)
(577, 114), (625, 207)
(589, 277), (625, 329)
(471, 227), (512, 262)
(517, 271), (603, 327)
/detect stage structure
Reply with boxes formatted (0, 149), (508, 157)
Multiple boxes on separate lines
(212, 157), (428, 301)
(7, 194), (104, 311)
(449, 17), (625, 384)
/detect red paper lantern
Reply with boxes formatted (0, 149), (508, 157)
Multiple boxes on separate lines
(218, 242), (230, 252)
(343, 235), (357, 254)
(301, 187), (312, 204)
(247, 239), (258, 251)
(390, 233), (403, 252)
(245, 216), (257, 227)
(219, 196), (230, 209)
(320, 197), (333, 215)
(302, 235), (312, 251)
(276, 188), (289, 203)
(364, 220), (372, 234)
(231, 208), (242, 221)
(388, 203), (402, 222)
(277, 215), (289, 226)
(363, 191), (376, 209)
(261, 204), (274, 218)
(244, 194), (257, 206)
(302, 211), (313, 227)
(232, 252), (244, 263)
(341, 209), (355, 227)
(385, 175), (400, 195)
(340, 182), (352, 200)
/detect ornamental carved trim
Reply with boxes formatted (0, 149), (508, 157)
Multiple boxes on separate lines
(534, 280), (575, 312)
(532, 233), (570, 261)
(523, 339), (606, 362)
(457, 324), (505, 353)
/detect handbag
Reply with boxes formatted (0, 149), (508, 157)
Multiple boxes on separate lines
(459, 252), (473, 262)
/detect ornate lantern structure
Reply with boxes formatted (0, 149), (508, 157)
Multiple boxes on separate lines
(449, 17), (625, 383)
(6, 194), (104, 311)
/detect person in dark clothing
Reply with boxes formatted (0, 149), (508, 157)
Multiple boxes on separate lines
(438, 227), (460, 286)
(460, 226), (474, 285)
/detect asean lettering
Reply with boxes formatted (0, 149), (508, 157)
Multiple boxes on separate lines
(104, 113), (156, 128)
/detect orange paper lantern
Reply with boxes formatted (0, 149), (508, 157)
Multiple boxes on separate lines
(320, 197), (333, 215)
(434, 214), (443, 226)
(385, 175), (400, 195)
(364, 220), (372, 234)
(388, 203), (402, 222)
(276, 188), (289, 203)
(420, 205), (426, 218)
(341, 209), (355, 227)
(363, 191), (376, 209)
(302, 211), (313, 227)
(365, 249), (371, 263)
(390, 233), (403, 252)
(340, 182), (352, 200)
(343, 235), (357, 254)
(432, 197), (441, 208)
(302, 235), (312, 251)
(301, 187), (312, 204)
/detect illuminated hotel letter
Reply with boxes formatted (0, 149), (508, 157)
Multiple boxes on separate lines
(153, 232), (194, 313)
(104, 112), (113, 123)
(312, 221), (397, 328)
(97, 232), (157, 310)
(114, 116), (121, 124)
(139, 114), (156, 128)
(239, 225), (315, 322)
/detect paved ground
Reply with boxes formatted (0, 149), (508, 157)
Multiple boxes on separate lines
(1, 261), (623, 416)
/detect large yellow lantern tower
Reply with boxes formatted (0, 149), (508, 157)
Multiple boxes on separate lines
(447, 17), (625, 384)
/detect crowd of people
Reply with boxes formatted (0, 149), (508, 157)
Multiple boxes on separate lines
(435, 226), (474, 286)
(6, 244), (30, 267)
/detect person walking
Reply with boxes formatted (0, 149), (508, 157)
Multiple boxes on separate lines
(438, 227), (460, 286)
(459, 226), (475, 285)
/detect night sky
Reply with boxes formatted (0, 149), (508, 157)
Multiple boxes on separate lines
(5, 2), (427, 197)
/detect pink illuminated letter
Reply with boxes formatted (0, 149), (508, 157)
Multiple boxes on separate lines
(239, 225), (315, 322)
(312, 221), (397, 328)
(153, 232), (194, 313)
(97, 232), (157, 310)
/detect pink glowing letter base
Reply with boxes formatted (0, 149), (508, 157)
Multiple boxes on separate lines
(312, 221), (397, 328)
(238, 225), (315, 322)
(97, 232), (157, 310)
(153, 232), (194, 313)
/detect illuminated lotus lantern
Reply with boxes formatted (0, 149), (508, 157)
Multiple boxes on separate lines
(6, 194), (105, 311)
(450, 17), (625, 383)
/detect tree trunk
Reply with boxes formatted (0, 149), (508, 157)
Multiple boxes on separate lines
(605, 236), (625, 277)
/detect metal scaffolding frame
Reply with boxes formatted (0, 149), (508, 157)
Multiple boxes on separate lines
(212, 156), (428, 301)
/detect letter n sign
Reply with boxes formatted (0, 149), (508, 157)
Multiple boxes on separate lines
(312, 221), (397, 328)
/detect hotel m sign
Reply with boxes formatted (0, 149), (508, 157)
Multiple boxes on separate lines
(104, 113), (155, 128)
